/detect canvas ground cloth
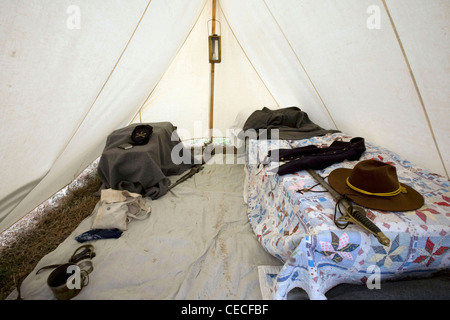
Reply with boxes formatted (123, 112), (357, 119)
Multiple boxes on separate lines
(9, 156), (281, 300)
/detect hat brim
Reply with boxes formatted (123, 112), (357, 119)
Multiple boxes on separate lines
(328, 168), (424, 212)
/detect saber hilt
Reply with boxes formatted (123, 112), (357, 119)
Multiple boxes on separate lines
(336, 204), (390, 246)
(306, 169), (390, 246)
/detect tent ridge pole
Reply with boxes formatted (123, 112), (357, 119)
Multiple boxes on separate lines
(209, 0), (217, 142)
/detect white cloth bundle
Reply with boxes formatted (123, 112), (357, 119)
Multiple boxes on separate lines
(92, 189), (151, 231)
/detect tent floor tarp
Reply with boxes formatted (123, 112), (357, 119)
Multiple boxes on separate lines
(7, 157), (282, 300)
(5, 154), (449, 300)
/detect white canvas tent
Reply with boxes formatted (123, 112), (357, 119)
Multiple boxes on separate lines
(0, 0), (448, 234)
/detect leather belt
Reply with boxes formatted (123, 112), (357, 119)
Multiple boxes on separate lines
(36, 244), (96, 274)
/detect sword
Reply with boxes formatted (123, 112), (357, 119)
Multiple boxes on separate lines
(306, 169), (390, 246)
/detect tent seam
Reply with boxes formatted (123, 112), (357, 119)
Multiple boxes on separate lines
(9, 0), (154, 215)
(2, 1), (155, 231)
(54, 0), (153, 161)
(217, 0), (280, 108)
(131, 0), (209, 124)
(382, 0), (448, 179)
(261, 0), (338, 131)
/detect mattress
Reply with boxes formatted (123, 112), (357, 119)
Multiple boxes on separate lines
(246, 133), (450, 300)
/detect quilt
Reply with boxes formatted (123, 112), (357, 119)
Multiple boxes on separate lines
(246, 133), (450, 300)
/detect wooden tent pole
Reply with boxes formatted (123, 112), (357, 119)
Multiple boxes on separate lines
(209, 0), (217, 143)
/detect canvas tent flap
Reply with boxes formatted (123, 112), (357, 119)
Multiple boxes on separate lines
(0, 0), (449, 233)
(133, 0), (278, 140)
(220, 0), (448, 177)
(0, 0), (207, 232)
(386, 0), (450, 176)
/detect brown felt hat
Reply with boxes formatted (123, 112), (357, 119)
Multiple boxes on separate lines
(328, 160), (424, 212)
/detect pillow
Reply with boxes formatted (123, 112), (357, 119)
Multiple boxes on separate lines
(230, 108), (258, 129)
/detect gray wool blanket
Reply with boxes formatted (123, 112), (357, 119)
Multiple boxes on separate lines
(97, 122), (193, 199)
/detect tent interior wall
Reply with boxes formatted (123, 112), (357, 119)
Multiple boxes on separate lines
(0, 0), (448, 241)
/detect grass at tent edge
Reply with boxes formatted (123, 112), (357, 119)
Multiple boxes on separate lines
(0, 166), (101, 300)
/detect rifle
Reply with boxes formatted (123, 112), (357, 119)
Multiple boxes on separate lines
(307, 169), (390, 246)
(168, 164), (204, 191)
(167, 141), (219, 191)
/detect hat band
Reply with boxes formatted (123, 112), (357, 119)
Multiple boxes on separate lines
(346, 177), (407, 197)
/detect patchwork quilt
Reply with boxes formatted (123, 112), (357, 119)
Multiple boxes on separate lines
(246, 133), (450, 299)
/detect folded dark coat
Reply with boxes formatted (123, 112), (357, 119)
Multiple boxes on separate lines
(242, 106), (339, 140)
(270, 137), (366, 175)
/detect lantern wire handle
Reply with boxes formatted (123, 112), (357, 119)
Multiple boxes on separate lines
(207, 19), (221, 35)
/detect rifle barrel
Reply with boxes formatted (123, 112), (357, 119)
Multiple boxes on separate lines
(168, 164), (203, 191)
